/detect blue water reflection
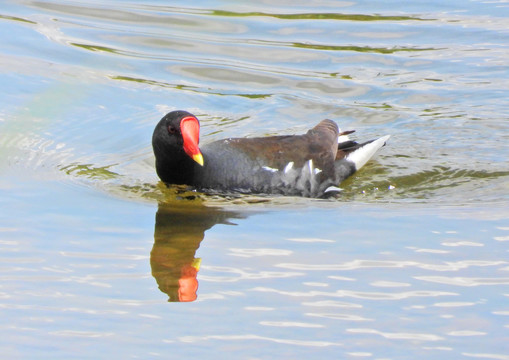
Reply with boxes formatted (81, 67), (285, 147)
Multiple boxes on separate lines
(1, 0), (509, 358)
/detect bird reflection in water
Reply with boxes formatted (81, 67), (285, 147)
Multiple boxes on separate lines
(151, 188), (243, 302)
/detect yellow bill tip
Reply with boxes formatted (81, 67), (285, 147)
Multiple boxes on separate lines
(191, 258), (202, 271)
(192, 153), (204, 166)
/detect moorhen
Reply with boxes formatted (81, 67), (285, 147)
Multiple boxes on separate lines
(152, 110), (389, 197)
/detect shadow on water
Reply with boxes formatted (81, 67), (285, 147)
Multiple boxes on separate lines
(151, 191), (246, 302)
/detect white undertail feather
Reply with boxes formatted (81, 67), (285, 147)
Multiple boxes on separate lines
(346, 135), (390, 171)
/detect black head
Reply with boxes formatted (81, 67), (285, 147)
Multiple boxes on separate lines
(152, 110), (204, 184)
(152, 111), (193, 153)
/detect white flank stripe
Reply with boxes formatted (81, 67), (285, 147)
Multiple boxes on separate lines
(324, 186), (343, 193)
(284, 161), (294, 174)
(262, 166), (278, 173)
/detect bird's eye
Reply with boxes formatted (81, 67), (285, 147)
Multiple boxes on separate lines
(168, 125), (177, 134)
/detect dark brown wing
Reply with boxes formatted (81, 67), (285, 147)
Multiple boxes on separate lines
(303, 119), (339, 170)
(226, 119), (339, 171)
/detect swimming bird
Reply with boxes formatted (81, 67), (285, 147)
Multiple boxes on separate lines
(152, 110), (389, 198)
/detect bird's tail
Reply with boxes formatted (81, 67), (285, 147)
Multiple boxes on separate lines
(345, 135), (391, 171)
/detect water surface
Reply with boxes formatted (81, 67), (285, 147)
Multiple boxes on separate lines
(1, 0), (508, 359)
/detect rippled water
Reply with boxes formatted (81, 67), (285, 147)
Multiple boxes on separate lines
(1, 0), (509, 359)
